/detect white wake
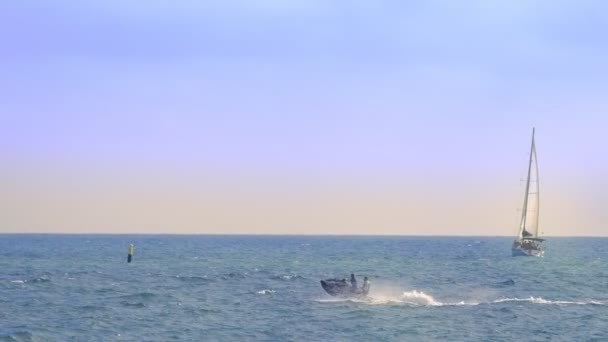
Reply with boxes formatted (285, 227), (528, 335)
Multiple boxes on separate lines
(317, 290), (605, 307)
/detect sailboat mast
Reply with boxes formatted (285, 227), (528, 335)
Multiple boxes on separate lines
(533, 136), (540, 236)
(520, 128), (535, 236)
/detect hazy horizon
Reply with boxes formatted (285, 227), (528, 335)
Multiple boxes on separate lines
(1, 1), (607, 236)
(2, 232), (608, 237)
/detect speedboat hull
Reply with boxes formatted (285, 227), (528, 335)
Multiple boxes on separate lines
(320, 279), (366, 298)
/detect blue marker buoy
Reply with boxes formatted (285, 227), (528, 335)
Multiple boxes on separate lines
(127, 244), (134, 263)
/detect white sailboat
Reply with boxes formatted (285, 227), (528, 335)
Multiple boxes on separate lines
(512, 128), (545, 257)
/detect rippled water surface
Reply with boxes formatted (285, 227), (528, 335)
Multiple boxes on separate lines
(1, 235), (607, 341)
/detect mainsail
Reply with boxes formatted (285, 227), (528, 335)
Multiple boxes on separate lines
(518, 128), (540, 239)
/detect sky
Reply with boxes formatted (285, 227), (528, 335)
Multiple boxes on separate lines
(1, 0), (607, 235)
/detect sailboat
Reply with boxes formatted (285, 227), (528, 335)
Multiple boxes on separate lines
(512, 128), (545, 257)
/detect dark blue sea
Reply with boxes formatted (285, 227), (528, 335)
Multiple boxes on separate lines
(1, 235), (607, 341)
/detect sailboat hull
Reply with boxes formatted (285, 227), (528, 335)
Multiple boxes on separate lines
(511, 246), (544, 257)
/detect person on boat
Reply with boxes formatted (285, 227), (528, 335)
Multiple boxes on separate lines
(350, 273), (357, 289)
(362, 277), (370, 295)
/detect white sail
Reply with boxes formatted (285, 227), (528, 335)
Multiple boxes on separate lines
(517, 129), (540, 239)
(512, 128), (544, 256)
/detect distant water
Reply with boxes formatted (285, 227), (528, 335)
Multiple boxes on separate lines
(1, 235), (608, 341)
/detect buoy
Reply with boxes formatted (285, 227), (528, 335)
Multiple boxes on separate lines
(127, 244), (134, 263)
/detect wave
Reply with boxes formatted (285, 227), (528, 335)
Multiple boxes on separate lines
(117, 292), (158, 301)
(221, 272), (247, 280)
(118, 292), (159, 309)
(121, 302), (146, 308)
(494, 279), (516, 287)
(8, 276), (50, 284)
(173, 275), (212, 283)
(79, 304), (104, 311)
(270, 274), (303, 281)
(29, 276), (51, 283)
(1, 331), (34, 341)
(257, 289), (275, 295)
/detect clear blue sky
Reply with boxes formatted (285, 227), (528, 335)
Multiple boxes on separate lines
(1, 1), (607, 235)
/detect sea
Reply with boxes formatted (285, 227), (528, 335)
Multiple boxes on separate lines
(1, 235), (607, 341)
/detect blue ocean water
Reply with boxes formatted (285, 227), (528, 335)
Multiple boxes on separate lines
(1, 235), (607, 341)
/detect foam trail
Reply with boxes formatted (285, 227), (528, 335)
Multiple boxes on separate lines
(316, 289), (446, 306)
(317, 291), (606, 306)
(367, 290), (443, 305)
(316, 280), (605, 306)
(493, 297), (606, 305)
(401, 290), (442, 305)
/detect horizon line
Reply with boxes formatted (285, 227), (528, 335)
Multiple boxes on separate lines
(1, 232), (606, 238)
